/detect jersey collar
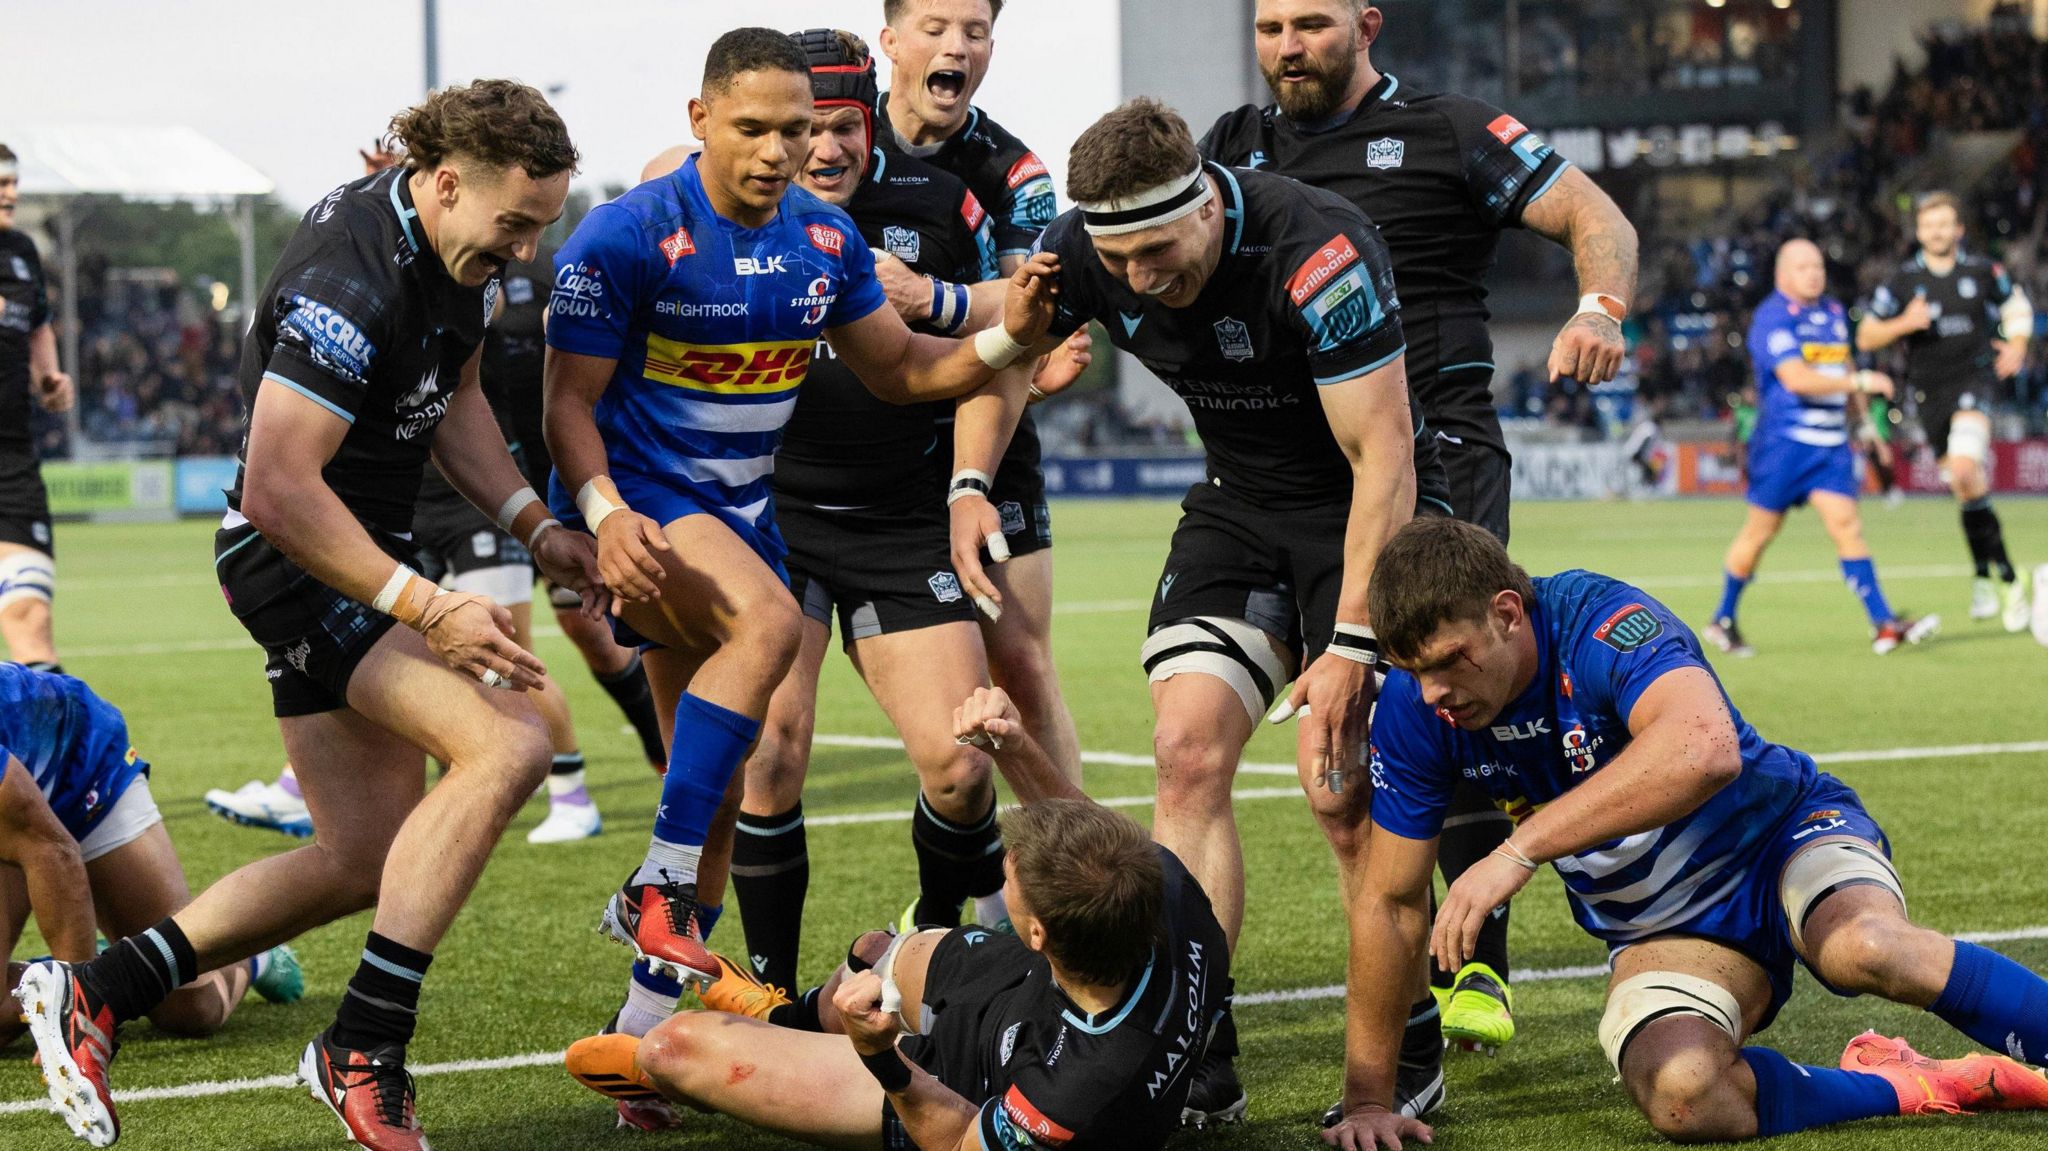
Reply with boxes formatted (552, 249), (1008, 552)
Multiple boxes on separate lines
(387, 170), (422, 259)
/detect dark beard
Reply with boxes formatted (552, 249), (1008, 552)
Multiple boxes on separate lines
(1264, 50), (1358, 123)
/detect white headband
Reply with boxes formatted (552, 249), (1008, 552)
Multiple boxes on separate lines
(0, 161), (17, 180)
(1079, 165), (1213, 236)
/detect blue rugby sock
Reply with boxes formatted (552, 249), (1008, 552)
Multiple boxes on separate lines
(1840, 557), (1894, 627)
(1930, 940), (2048, 1065)
(1741, 1046), (1897, 1136)
(637, 693), (760, 886)
(1714, 570), (1749, 623)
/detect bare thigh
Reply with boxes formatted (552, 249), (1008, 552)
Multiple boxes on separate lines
(639, 1012), (885, 1151)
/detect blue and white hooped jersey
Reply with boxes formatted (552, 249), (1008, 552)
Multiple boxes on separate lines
(546, 156), (889, 526)
(1748, 290), (1852, 450)
(0, 664), (147, 842)
(1369, 571), (1823, 944)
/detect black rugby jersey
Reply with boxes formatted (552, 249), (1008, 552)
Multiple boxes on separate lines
(0, 228), (51, 454)
(1866, 251), (2016, 397)
(1200, 73), (1571, 445)
(936, 846), (1231, 1151)
(1038, 162), (1450, 512)
(776, 150), (995, 509)
(481, 248), (554, 488)
(229, 168), (493, 536)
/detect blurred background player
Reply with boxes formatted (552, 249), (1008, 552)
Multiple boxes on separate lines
(0, 142), (75, 675)
(541, 26), (1057, 1112)
(873, 0), (1085, 781)
(2, 664), (301, 1052)
(1199, 0), (1638, 1058)
(15, 81), (593, 1150)
(1333, 518), (2048, 1148)
(1858, 191), (2033, 632)
(1705, 240), (1934, 658)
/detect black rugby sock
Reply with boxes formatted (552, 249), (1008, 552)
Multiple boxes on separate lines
(767, 987), (824, 1033)
(731, 803), (809, 993)
(330, 932), (433, 1051)
(1402, 997), (1444, 1068)
(1436, 783), (1514, 982)
(594, 651), (667, 767)
(909, 791), (1000, 928)
(79, 917), (195, 1024)
(1962, 499), (2016, 582)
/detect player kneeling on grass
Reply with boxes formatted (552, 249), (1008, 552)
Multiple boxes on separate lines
(1, 665), (300, 1052)
(1326, 517), (2048, 1150)
(563, 686), (1232, 1150)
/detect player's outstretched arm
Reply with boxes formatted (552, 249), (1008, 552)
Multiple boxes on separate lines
(830, 252), (1063, 404)
(0, 754), (95, 963)
(1326, 829), (1437, 1151)
(953, 686), (1086, 805)
(1775, 357), (1892, 400)
(1282, 359), (1417, 788)
(432, 346), (602, 616)
(1522, 167), (1636, 385)
(834, 970), (985, 1151)
(243, 381), (545, 689)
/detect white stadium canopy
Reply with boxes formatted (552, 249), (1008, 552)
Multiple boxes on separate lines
(0, 125), (276, 454)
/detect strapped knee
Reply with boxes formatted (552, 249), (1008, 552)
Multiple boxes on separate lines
(1140, 616), (1294, 722)
(1599, 972), (1744, 1074)
(1946, 413), (1991, 468)
(1779, 836), (1904, 955)
(0, 552), (54, 610)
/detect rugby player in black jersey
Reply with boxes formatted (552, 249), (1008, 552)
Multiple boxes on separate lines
(13, 82), (597, 1151)
(952, 97), (1451, 1126)
(1858, 191), (2034, 631)
(565, 683), (1230, 1151)
(872, 0), (1085, 783)
(0, 143), (74, 675)
(1200, 0), (1640, 1066)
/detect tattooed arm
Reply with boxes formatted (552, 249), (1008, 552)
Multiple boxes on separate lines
(1521, 167), (1638, 384)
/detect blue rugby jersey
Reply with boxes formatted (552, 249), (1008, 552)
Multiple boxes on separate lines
(1748, 290), (1853, 450)
(1368, 570), (1822, 943)
(546, 156), (889, 527)
(0, 664), (147, 841)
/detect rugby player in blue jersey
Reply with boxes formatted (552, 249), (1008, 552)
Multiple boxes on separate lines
(1704, 240), (1934, 658)
(1, 665), (302, 1052)
(544, 28), (1057, 1012)
(1326, 517), (2048, 1149)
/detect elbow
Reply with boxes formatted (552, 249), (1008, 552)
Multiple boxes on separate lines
(239, 463), (308, 543)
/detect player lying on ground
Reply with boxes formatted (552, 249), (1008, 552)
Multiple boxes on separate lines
(1, 665), (301, 1051)
(564, 685), (1230, 1151)
(1706, 239), (1935, 658)
(1327, 517), (2048, 1149)
(542, 27), (1058, 1057)
(15, 80), (594, 1151)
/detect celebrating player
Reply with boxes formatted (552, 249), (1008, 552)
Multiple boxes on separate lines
(1858, 191), (2034, 631)
(873, 0), (1084, 780)
(948, 97), (1448, 1123)
(1705, 240), (1934, 657)
(542, 22), (1056, 1049)
(0, 143), (74, 675)
(15, 81), (594, 1150)
(1201, 0), (1637, 1063)
(2, 665), (301, 1051)
(563, 685), (1229, 1151)
(1328, 517), (2048, 1149)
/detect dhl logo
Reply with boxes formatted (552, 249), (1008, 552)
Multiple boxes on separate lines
(1802, 342), (1850, 365)
(643, 335), (812, 394)
(1498, 794), (1547, 824)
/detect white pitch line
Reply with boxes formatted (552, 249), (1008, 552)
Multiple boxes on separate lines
(9, 925), (2046, 1117)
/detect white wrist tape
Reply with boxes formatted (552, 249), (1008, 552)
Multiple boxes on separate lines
(1327, 622), (1379, 666)
(973, 325), (1029, 370)
(496, 486), (541, 533)
(575, 478), (625, 531)
(524, 518), (561, 551)
(371, 565), (419, 614)
(948, 469), (994, 506)
(1574, 293), (1626, 322)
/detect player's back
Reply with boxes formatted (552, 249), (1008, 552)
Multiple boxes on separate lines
(1747, 290), (1850, 450)
(0, 664), (140, 838)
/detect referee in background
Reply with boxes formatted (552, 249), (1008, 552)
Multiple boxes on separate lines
(1200, 0), (1639, 1107)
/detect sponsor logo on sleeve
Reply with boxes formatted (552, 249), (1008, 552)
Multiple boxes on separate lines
(1001, 1086), (1074, 1147)
(962, 191), (987, 232)
(1765, 329), (1797, 357)
(551, 263), (607, 319)
(313, 185), (346, 223)
(1487, 114), (1529, 144)
(281, 295), (378, 383)
(659, 226), (696, 264)
(1006, 153), (1049, 189)
(806, 223), (845, 257)
(1286, 235), (1362, 307)
(1592, 603), (1664, 652)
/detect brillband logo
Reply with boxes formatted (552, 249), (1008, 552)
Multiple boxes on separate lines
(1286, 235), (1361, 306)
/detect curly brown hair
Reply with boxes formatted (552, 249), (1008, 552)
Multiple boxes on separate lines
(388, 79), (578, 180)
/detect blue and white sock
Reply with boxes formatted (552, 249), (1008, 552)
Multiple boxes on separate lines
(1840, 557), (1894, 627)
(634, 693), (760, 888)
